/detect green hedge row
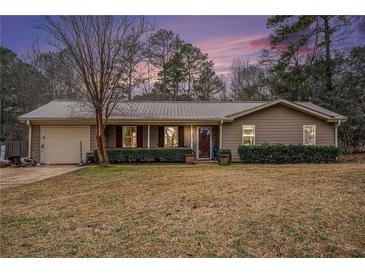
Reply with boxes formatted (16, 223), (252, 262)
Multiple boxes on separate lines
(94, 148), (193, 163)
(237, 144), (340, 164)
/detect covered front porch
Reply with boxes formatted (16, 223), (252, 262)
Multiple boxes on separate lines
(99, 124), (223, 160)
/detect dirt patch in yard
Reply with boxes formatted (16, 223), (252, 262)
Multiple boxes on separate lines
(1, 163), (364, 257)
(340, 153), (365, 163)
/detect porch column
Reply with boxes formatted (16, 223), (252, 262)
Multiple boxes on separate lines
(147, 124), (150, 149)
(219, 120), (223, 149)
(190, 125), (193, 149)
(27, 120), (32, 158)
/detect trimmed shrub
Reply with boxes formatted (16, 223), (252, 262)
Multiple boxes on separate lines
(94, 148), (193, 164)
(218, 148), (232, 163)
(237, 144), (340, 164)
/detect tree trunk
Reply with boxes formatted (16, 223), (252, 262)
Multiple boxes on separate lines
(187, 66), (191, 96)
(323, 16), (333, 94)
(174, 81), (178, 101)
(95, 107), (109, 167)
(128, 70), (132, 100)
(127, 85), (132, 101)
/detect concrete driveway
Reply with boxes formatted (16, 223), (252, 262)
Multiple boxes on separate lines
(0, 165), (82, 190)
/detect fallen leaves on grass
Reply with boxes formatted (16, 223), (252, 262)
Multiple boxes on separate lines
(1, 163), (364, 257)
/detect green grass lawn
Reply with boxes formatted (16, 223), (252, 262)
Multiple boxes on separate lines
(1, 163), (364, 257)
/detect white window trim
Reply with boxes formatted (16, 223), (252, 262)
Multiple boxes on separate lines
(303, 125), (316, 145)
(164, 126), (179, 148)
(122, 126), (137, 148)
(242, 125), (255, 145)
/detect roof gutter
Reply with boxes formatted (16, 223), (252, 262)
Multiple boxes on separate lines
(19, 118), (230, 125)
(327, 116), (348, 122)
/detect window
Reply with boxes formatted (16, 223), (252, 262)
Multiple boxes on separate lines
(123, 126), (137, 148)
(164, 126), (178, 148)
(303, 125), (316, 145)
(242, 125), (255, 145)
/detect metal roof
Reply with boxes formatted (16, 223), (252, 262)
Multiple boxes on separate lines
(294, 102), (345, 118)
(19, 99), (346, 121)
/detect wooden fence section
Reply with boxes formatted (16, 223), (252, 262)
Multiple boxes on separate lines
(0, 141), (28, 159)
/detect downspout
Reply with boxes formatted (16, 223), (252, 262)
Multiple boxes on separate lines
(335, 120), (341, 148)
(27, 120), (32, 158)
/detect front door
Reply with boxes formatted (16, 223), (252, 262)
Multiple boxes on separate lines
(198, 127), (211, 159)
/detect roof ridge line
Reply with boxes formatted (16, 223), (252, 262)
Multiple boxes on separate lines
(50, 99), (272, 103)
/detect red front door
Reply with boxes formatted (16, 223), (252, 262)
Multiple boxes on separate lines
(198, 127), (211, 159)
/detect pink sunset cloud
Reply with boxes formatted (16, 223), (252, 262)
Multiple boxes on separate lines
(248, 36), (271, 49)
(195, 34), (271, 74)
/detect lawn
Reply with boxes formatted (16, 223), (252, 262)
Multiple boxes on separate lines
(1, 163), (364, 257)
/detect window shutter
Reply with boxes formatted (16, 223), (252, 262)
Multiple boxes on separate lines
(116, 126), (123, 148)
(178, 126), (184, 147)
(137, 126), (143, 148)
(158, 126), (164, 147)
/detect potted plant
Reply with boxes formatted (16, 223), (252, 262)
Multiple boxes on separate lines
(184, 153), (195, 164)
(218, 149), (232, 165)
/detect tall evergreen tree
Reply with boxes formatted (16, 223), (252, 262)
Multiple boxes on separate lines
(267, 16), (353, 96)
(0, 47), (50, 141)
(192, 61), (224, 101)
(145, 29), (182, 94)
(147, 29), (220, 101)
(162, 40), (187, 100)
(180, 43), (208, 96)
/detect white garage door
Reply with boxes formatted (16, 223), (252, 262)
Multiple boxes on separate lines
(40, 126), (90, 164)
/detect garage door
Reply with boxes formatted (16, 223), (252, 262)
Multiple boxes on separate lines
(40, 126), (90, 164)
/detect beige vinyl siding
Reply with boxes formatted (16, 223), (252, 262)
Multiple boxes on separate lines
(181, 125), (197, 149)
(90, 125), (97, 151)
(183, 126), (191, 148)
(222, 104), (336, 162)
(31, 125), (40, 161)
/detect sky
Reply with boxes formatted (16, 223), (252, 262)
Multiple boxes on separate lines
(1, 16), (364, 74)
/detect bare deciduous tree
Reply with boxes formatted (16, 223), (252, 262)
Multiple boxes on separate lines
(230, 58), (270, 101)
(39, 16), (148, 167)
(123, 40), (144, 100)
